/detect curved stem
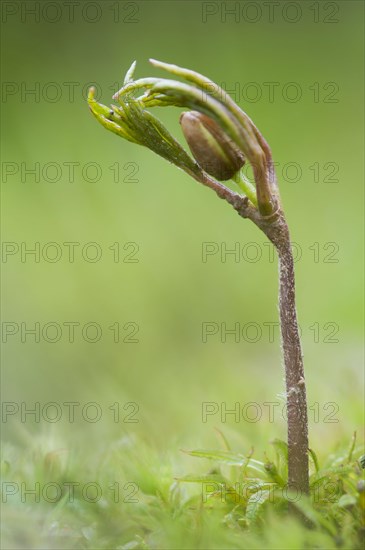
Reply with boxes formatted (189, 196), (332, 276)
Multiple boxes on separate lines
(233, 205), (310, 496)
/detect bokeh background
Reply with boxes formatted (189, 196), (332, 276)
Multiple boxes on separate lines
(1, 0), (364, 541)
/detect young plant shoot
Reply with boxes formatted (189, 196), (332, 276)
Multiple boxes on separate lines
(88, 60), (309, 496)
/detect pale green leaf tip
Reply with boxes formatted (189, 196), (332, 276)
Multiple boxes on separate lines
(87, 87), (110, 118)
(124, 60), (137, 85)
(87, 86), (96, 103)
(149, 58), (171, 70)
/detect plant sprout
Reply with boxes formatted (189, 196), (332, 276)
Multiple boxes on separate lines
(87, 60), (309, 496)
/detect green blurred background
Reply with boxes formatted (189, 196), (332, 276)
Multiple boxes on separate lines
(1, 0), (364, 460)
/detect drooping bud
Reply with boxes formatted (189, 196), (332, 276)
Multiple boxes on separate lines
(179, 111), (245, 181)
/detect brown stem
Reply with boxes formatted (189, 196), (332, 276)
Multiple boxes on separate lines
(235, 205), (309, 496)
(193, 169), (309, 495)
(275, 223), (309, 495)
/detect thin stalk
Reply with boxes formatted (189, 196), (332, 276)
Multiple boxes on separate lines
(276, 226), (309, 495)
(231, 170), (258, 207)
(235, 206), (310, 496)
(193, 156), (310, 496)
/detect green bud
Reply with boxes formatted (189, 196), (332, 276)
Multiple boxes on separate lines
(179, 111), (245, 181)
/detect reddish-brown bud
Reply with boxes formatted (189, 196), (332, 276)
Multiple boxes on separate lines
(179, 111), (245, 181)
